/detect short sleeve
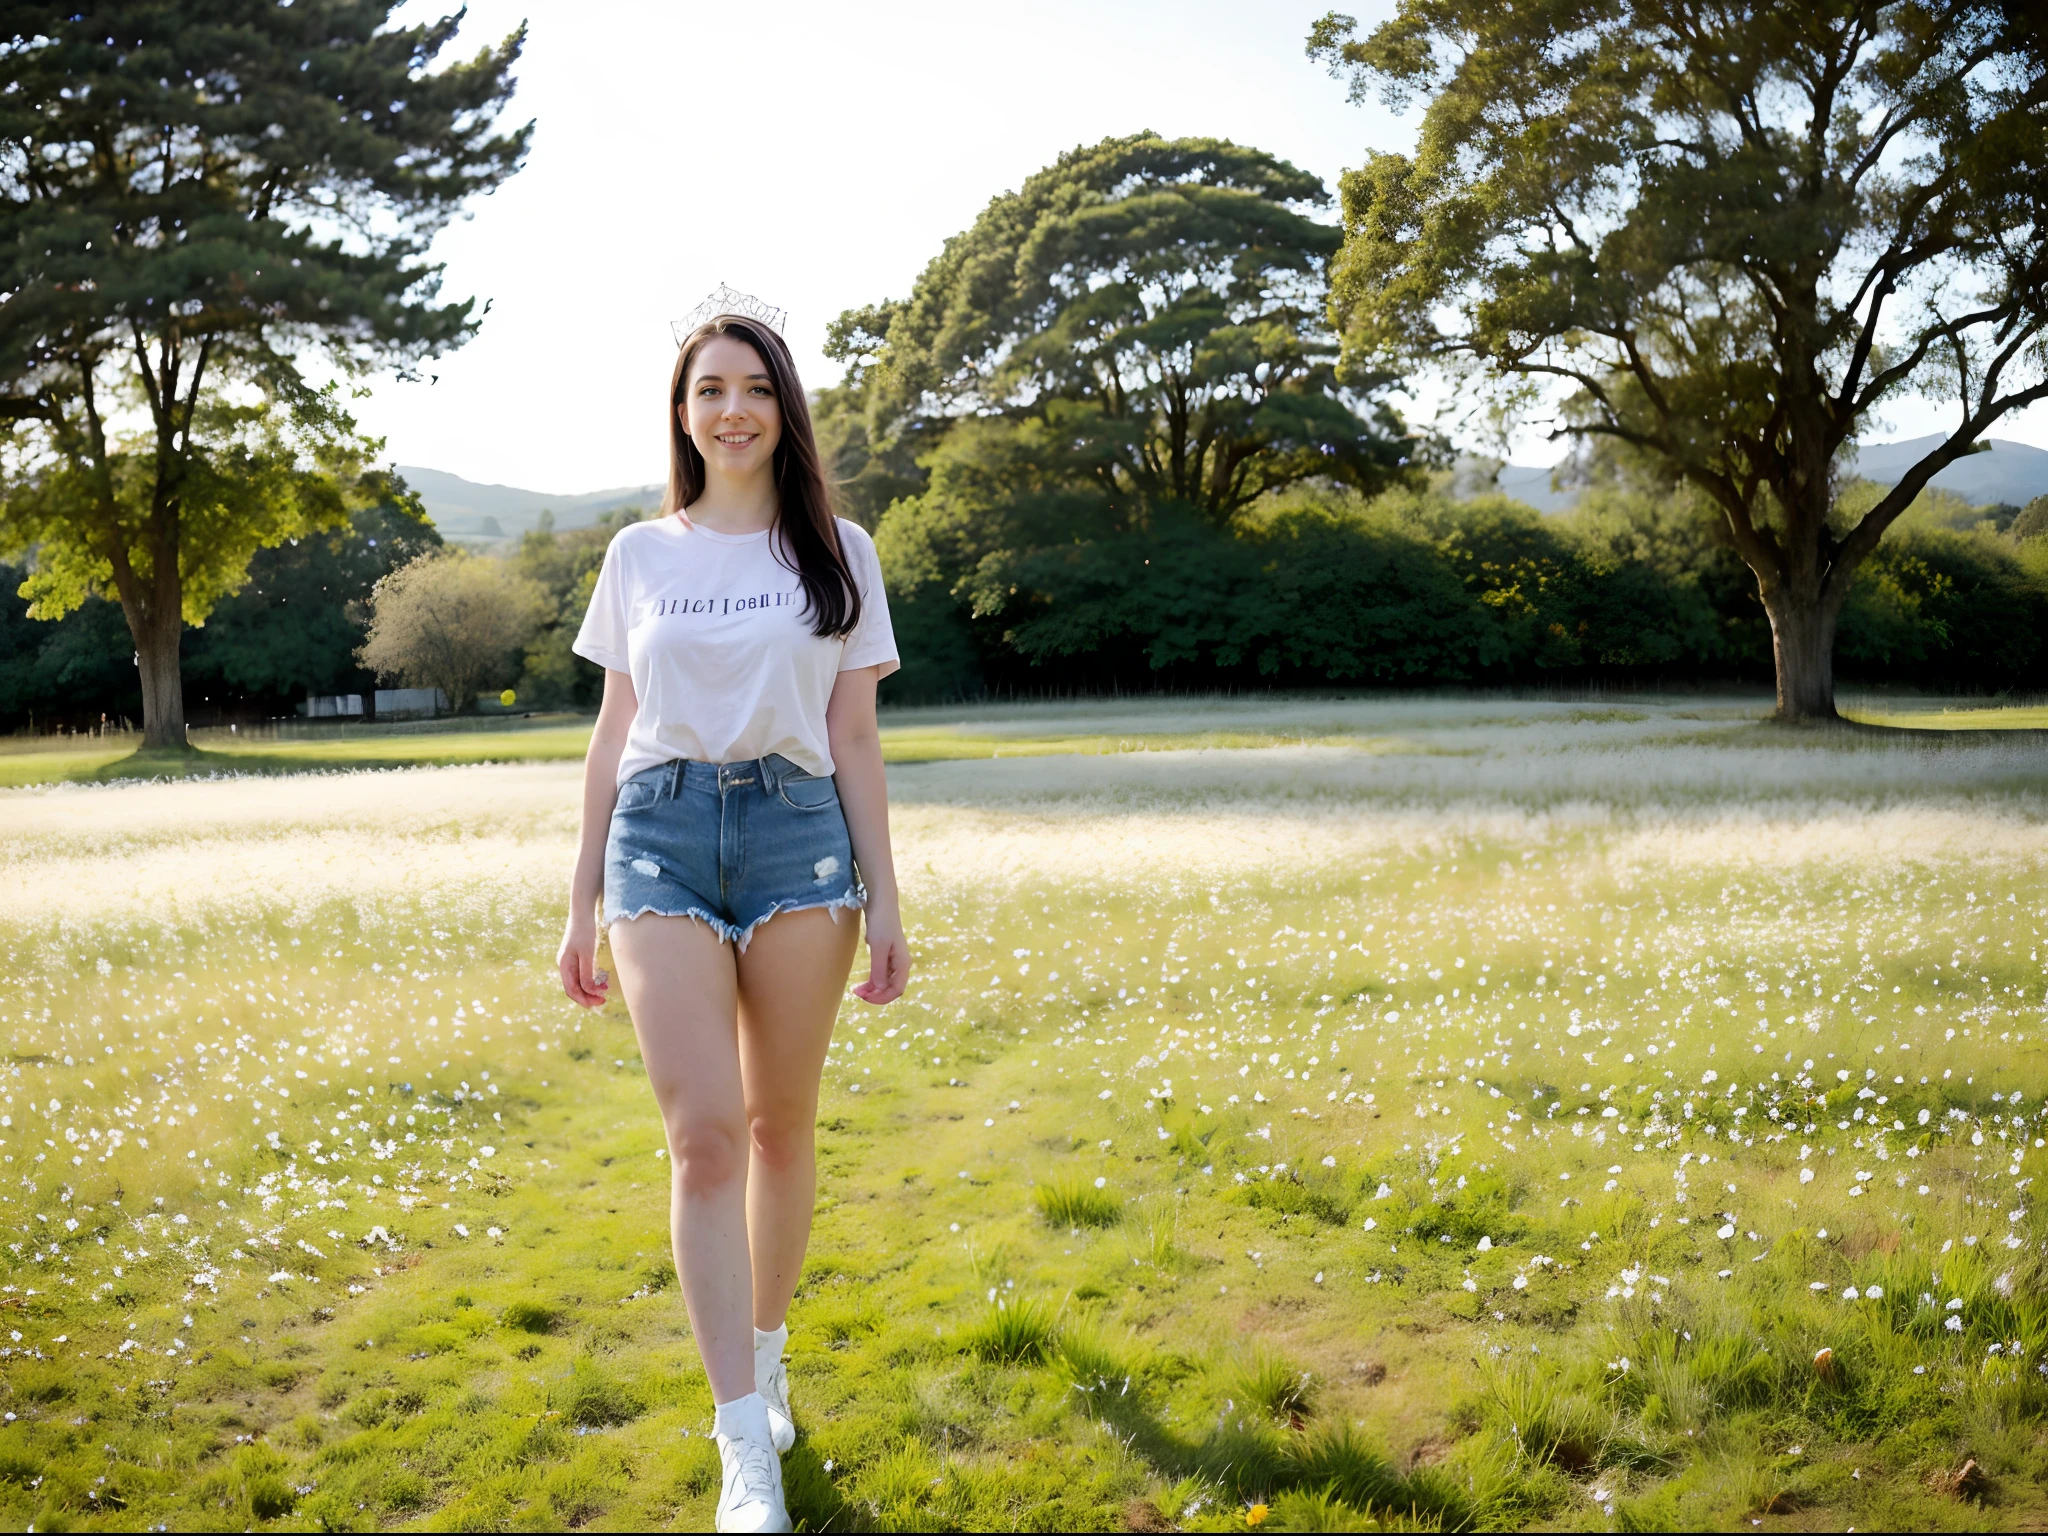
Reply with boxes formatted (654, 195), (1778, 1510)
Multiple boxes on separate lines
(571, 534), (632, 672)
(836, 521), (899, 678)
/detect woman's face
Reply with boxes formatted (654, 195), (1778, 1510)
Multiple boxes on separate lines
(680, 333), (781, 478)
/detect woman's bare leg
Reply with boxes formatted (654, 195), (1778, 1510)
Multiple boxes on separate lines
(607, 912), (755, 1402)
(736, 907), (859, 1329)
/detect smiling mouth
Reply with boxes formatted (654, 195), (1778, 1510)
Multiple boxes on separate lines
(714, 432), (757, 446)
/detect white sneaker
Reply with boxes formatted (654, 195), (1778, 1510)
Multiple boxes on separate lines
(758, 1350), (796, 1454)
(713, 1396), (790, 1534)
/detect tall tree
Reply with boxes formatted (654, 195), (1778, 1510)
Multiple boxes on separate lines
(182, 492), (443, 711)
(356, 549), (545, 715)
(1309, 3), (2048, 719)
(0, 2), (529, 747)
(829, 132), (1414, 525)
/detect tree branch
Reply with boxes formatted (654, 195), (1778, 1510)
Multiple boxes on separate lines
(1830, 373), (2048, 592)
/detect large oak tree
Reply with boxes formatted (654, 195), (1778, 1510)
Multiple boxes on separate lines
(829, 132), (1413, 526)
(0, 1), (528, 746)
(1310, 2), (2048, 719)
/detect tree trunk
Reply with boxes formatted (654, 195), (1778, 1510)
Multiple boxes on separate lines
(131, 601), (188, 750)
(1761, 585), (1841, 723)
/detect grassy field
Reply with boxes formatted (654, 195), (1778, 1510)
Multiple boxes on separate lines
(4, 698), (2048, 1530)
(5, 688), (2045, 789)
(1842, 701), (2048, 732)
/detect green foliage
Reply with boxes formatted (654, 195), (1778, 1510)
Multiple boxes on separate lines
(182, 495), (444, 709)
(8, 390), (334, 618)
(0, 492), (439, 728)
(1034, 1173), (1122, 1229)
(245, 1473), (298, 1520)
(356, 550), (548, 713)
(2014, 496), (2048, 541)
(832, 133), (1414, 526)
(0, 572), (141, 728)
(499, 1301), (558, 1335)
(0, 1), (528, 741)
(553, 1362), (643, 1429)
(874, 464), (2048, 699)
(1228, 1348), (1320, 1421)
(509, 510), (642, 710)
(1052, 1322), (1143, 1402)
(1240, 1166), (1354, 1226)
(812, 382), (926, 531)
(1473, 1356), (1613, 1470)
(1308, 3), (2048, 718)
(1838, 525), (2048, 689)
(961, 1297), (1057, 1364)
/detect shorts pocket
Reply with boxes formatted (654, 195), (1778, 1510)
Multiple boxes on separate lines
(615, 776), (660, 813)
(776, 772), (838, 812)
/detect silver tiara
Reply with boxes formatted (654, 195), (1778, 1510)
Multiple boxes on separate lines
(671, 283), (787, 344)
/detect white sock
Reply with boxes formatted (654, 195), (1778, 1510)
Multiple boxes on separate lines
(713, 1391), (772, 1443)
(754, 1322), (788, 1366)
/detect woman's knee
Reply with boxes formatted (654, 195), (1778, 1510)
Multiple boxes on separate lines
(747, 1109), (814, 1174)
(668, 1119), (746, 1195)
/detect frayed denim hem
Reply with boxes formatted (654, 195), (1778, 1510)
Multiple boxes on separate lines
(605, 886), (866, 952)
(733, 886), (867, 953)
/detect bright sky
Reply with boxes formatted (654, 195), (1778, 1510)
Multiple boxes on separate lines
(360, 0), (2047, 494)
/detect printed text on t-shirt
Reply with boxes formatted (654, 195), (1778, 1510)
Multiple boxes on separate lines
(651, 588), (801, 618)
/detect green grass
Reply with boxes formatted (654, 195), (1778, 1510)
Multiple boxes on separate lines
(0, 717), (600, 787)
(1845, 700), (2048, 731)
(4, 700), (2048, 1528)
(0, 716), (1412, 787)
(1035, 1172), (1124, 1230)
(6, 689), (2043, 789)
(961, 1297), (1059, 1364)
(1229, 1347), (1320, 1422)
(875, 723), (1404, 763)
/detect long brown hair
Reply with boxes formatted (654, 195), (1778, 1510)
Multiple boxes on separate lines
(664, 315), (861, 638)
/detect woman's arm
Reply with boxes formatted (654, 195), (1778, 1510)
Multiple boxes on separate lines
(558, 668), (637, 1007)
(826, 664), (909, 1006)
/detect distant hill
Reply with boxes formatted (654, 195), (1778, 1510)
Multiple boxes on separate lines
(403, 436), (2048, 540)
(1461, 436), (2048, 515)
(395, 465), (663, 543)
(1844, 436), (2048, 507)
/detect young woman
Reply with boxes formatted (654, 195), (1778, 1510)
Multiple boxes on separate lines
(556, 310), (909, 1534)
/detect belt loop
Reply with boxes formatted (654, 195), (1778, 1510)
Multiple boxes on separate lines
(667, 758), (681, 800)
(759, 755), (778, 793)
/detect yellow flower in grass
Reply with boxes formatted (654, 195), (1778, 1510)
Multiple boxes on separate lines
(1245, 1505), (1269, 1527)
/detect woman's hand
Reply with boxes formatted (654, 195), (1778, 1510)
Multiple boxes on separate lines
(558, 914), (610, 1008)
(852, 902), (910, 1005)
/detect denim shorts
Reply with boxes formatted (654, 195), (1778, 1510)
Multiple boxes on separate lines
(603, 754), (865, 948)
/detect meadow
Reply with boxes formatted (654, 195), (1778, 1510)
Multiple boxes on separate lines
(4, 688), (2046, 789)
(3, 695), (2047, 1530)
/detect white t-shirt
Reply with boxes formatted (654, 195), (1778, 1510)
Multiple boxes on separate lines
(571, 514), (898, 782)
